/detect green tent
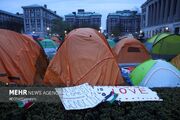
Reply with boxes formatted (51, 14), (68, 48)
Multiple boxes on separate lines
(145, 33), (180, 60)
(130, 59), (180, 87)
(147, 33), (170, 44)
(130, 59), (156, 85)
(107, 39), (116, 48)
(40, 39), (58, 49)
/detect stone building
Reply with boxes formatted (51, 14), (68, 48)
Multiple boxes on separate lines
(22, 4), (62, 37)
(106, 10), (140, 36)
(141, 0), (180, 38)
(0, 10), (23, 33)
(65, 9), (102, 30)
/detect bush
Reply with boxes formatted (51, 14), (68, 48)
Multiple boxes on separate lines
(0, 88), (180, 120)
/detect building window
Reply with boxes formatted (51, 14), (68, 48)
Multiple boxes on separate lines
(36, 11), (40, 17)
(30, 10), (35, 17)
(25, 11), (29, 17)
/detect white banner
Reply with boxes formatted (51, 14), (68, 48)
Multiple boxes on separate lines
(55, 83), (102, 110)
(56, 84), (162, 110)
(94, 86), (162, 102)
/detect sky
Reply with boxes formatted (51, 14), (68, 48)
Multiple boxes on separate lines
(0, 0), (146, 30)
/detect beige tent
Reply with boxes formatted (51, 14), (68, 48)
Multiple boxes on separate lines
(171, 54), (180, 70)
(44, 28), (124, 86)
(113, 38), (151, 64)
(0, 29), (48, 85)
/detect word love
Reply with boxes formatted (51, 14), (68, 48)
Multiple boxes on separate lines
(117, 87), (148, 94)
(94, 86), (161, 102)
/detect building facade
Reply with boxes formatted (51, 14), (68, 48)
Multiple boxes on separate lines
(141, 0), (180, 38)
(22, 4), (62, 37)
(65, 9), (102, 30)
(107, 10), (141, 36)
(0, 10), (24, 33)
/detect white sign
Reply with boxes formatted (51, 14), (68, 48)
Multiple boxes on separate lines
(55, 83), (103, 110)
(94, 86), (162, 102)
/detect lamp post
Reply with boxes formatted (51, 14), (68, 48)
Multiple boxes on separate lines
(165, 27), (169, 32)
(64, 30), (67, 36)
(47, 27), (50, 37)
(139, 30), (144, 41)
(140, 30), (143, 34)
(99, 26), (102, 33)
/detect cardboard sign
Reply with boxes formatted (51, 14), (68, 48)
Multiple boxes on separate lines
(55, 83), (103, 110)
(56, 84), (162, 110)
(94, 86), (162, 102)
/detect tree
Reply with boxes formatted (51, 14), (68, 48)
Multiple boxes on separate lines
(51, 19), (70, 37)
(111, 23), (122, 37)
(51, 19), (101, 38)
(71, 23), (100, 31)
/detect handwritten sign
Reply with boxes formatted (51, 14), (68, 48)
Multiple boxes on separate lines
(55, 83), (103, 110)
(94, 86), (162, 102)
(56, 84), (162, 110)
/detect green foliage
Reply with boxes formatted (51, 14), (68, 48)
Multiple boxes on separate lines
(68, 23), (100, 31)
(111, 23), (122, 37)
(51, 19), (100, 36)
(0, 88), (180, 120)
(51, 19), (70, 36)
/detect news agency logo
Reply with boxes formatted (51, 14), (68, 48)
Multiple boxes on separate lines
(9, 89), (28, 95)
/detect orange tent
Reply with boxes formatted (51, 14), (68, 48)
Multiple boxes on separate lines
(44, 28), (124, 86)
(113, 38), (151, 63)
(22, 34), (33, 40)
(51, 36), (62, 45)
(0, 29), (48, 85)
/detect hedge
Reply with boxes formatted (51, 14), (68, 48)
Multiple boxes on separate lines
(0, 88), (180, 120)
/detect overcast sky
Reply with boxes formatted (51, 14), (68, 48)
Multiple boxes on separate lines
(0, 0), (146, 30)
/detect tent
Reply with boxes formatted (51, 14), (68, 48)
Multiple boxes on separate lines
(0, 29), (48, 85)
(51, 36), (63, 45)
(145, 33), (170, 51)
(113, 37), (151, 64)
(107, 39), (116, 48)
(22, 34), (34, 40)
(44, 28), (124, 86)
(40, 39), (58, 49)
(130, 59), (180, 87)
(37, 37), (44, 41)
(40, 39), (58, 59)
(171, 54), (180, 70)
(145, 33), (180, 60)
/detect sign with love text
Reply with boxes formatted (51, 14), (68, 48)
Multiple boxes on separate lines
(55, 83), (102, 110)
(56, 84), (162, 110)
(94, 86), (162, 102)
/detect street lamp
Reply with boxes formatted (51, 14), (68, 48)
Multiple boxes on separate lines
(32, 31), (35, 34)
(99, 27), (102, 33)
(140, 30), (143, 34)
(47, 27), (50, 31)
(64, 30), (67, 37)
(64, 30), (67, 34)
(165, 27), (169, 32)
(47, 27), (50, 37)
